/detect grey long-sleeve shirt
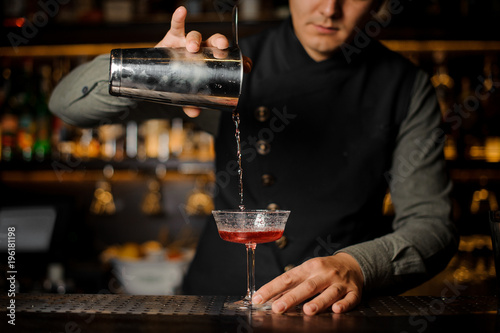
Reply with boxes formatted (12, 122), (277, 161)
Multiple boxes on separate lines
(49, 50), (458, 294)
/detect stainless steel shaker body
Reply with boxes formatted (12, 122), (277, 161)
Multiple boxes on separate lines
(109, 46), (243, 112)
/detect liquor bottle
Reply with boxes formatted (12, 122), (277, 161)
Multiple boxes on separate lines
(0, 67), (11, 162)
(480, 56), (500, 163)
(143, 119), (169, 161)
(16, 60), (37, 162)
(169, 118), (183, 159)
(50, 115), (63, 161)
(0, 95), (19, 162)
(480, 56), (500, 137)
(33, 65), (52, 161)
(99, 124), (123, 161)
(16, 91), (36, 161)
(43, 263), (67, 294)
(125, 121), (138, 159)
(89, 129), (101, 159)
(457, 76), (483, 161)
(430, 51), (455, 118)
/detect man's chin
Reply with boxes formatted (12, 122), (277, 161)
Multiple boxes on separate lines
(312, 41), (344, 56)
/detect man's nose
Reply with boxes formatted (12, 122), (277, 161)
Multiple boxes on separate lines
(320, 0), (341, 18)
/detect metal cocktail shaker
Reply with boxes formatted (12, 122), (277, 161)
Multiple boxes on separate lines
(108, 7), (243, 112)
(109, 46), (243, 112)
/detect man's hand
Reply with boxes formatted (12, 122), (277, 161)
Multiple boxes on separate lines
(156, 6), (252, 118)
(155, 6), (230, 118)
(156, 6), (229, 51)
(252, 253), (364, 315)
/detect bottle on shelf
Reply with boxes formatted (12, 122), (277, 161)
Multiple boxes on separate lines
(98, 124), (124, 161)
(480, 55), (500, 162)
(458, 75), (484, 161)
(0, 66), (17, 162)
(16, 91), (36, 162)
(33, 65), (53, 162)
(16, 59), (38, 162)
(90, 164), (116, 215)
(0, 96), (19, 162)
(125, 121), (138, 159)
(43, 263), (67, 294)
(141, 119), (170, 162)
(431, 51), (455, 118)
(169, 118), (184, 159)
(141, 176), (164, 216)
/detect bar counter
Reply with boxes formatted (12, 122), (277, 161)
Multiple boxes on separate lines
(1, 294), (498, 332)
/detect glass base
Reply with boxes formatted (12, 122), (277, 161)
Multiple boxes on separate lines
(224, 298), (273, 311)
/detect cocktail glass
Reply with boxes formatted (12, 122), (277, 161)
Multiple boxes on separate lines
(212, 209), (290, 309)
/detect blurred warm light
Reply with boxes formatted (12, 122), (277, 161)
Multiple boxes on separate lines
(15, 18), (26, 28)
(444, 136), (457, 160)
(485, 137), (500, 163)
(3, 17), (26, 28)
(469, 145), (485, 160)
(382, 191), (394, 216)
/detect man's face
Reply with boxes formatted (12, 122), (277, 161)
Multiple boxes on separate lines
(288, 0), (379, 62)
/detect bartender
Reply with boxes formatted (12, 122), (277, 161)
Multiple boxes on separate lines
(49, 0), (458, 316)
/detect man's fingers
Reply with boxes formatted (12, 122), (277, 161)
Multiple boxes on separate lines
(243, 56), (253, 73)
(332, 290), (361, 314)
(303, 284), (346, 316)
(255, 255), (363, 315)
(253, 269), (300, 305)
(183, 107), (201, 118)
(271, 276), (329, 314)
(169, 6), (188, 38)
(156, 7), (188, 47)
(205, 33), (230, 49)
(212, 48), (229, 59)
(185, 31), (203, 53)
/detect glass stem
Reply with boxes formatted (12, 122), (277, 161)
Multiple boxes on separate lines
(245, 243), (257, 303)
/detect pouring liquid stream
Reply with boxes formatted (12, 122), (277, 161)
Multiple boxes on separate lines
(232, 110), (245, 211)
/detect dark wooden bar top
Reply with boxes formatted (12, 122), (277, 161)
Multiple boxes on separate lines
(1, 294), (498, 332)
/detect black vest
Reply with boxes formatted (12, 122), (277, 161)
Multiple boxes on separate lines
(183, 18), (418, 295)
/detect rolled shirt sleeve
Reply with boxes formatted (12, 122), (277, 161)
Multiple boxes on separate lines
(338, 70), (459, 293)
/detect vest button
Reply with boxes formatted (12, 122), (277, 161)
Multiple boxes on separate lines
(254, 106), (270, 122)
(261, 174), (275, 186)
(267, 203), (280, 211)
(284, 264), (295, 272)
(275, 236), (287, 249)
(256, 140), (271, 155)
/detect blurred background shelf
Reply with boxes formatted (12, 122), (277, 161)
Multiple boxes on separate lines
(2, 40), (500, 58)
